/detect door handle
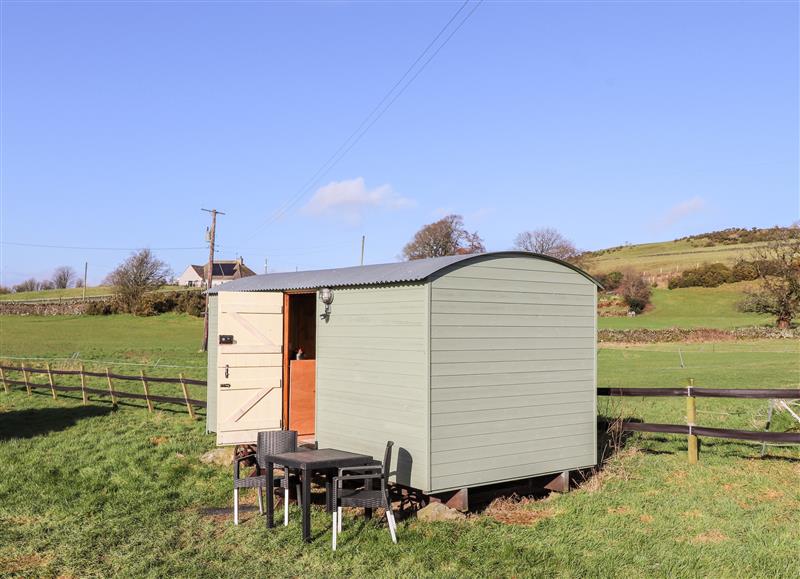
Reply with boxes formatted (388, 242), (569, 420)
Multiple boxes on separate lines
(225, 365), (229, 379)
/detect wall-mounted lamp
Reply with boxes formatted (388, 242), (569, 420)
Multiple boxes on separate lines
(319, 287), (334, 320)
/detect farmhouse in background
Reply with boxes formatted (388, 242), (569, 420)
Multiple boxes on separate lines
(205, 251), (601, 504)
(177, 258), (256, 288)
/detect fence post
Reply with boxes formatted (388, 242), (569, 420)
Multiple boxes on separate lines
(21, 363), (31, 396)
(80, 364), (88, 405)
(179, 373), (195, 419)
(106, 368), (117, 407)
(687, 378), (698, 464)
(0, 367), (8, 394)
(46, 362), (57, 399)
(140, 370), (153, 413)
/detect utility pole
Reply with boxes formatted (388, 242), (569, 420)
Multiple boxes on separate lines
(360, 235), (366, 266)
(264, 258), (268, 274)
(201, 208), (225, 352)
(82, 262), (88, 301)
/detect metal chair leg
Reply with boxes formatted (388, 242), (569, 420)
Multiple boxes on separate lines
(284, 489), (290, 526)
(257, 487), (263, 514)
(387, 510), (397, 544)
(332, 510), (338, 551)
(296, 483), (302, 509)
(233, 489), (239, 525)
(337, 506), (343, 533)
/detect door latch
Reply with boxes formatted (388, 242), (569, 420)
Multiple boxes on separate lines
(224, 364), (229, 379)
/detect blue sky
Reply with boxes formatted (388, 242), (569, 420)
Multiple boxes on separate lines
(1, 0), (797, 285)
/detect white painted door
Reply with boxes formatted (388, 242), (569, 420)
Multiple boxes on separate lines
(216, 291), (284, 445)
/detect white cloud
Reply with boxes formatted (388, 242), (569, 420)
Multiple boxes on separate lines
(302, 177), (414, 223)
(655, 196), (707, 229)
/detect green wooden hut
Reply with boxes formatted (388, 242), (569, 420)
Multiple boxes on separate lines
(206, 251), (600, 497)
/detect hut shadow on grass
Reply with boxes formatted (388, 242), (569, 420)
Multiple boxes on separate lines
(391, 416), (643, 519)
(28, 389), (205, 418)
(0, 405), (112, 441)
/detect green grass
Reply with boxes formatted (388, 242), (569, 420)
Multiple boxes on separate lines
(0, 285), (200, 302)
(0, 286), (115, 301)
(1, 313), (799, 576)
(0, 313), (205, 374)
(585, 238), (766, 275)
(599, 283), (772, 329)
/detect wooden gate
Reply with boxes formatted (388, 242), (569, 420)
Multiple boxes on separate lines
(216, 291), (283, 445)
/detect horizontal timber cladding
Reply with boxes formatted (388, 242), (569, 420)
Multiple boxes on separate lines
(315, 283), (430, 491)
(429, 256), (598, 492)
(206, 294), (219, 433)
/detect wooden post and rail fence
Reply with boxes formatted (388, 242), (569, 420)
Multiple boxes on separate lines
(598, 380), (800, 463)
(0, 362), (206, 417)
(1, 361), (798, 459)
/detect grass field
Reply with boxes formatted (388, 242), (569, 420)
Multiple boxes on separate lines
(584, 238), (765, 275)
(0, 286), (114, 301)
(0, 285), (201, 302)
(1, 314), (799, 577)
(0, 314), (205, 377)
(599, 283), (772, 330)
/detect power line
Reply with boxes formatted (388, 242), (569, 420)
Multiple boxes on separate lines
(243, 0), (482, 241)
(2, 241), (206, 251)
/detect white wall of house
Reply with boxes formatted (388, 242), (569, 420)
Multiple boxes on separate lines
(177, 267), (204, 287)
(177, 266), (237, 287)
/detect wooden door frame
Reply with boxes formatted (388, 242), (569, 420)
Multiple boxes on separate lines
(282, 290), (317, 429)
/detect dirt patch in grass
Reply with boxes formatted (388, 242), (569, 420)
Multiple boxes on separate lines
(667, 470), (687, 485)
(763, 489), (785, 500)
(0, 552), (53, 574)
(607, 506), (632, 515)
(639, 514), (654, 523)
(682, 509), (703, 519)
(484, 496), (557, 526)
(690, 531), (729, 544)
(3, 514), (42, 526)
(578, 447), (641, 493)
(150, 436), (169, 446)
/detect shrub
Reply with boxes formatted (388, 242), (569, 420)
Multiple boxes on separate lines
(595, 271), (623, 291)
(105, 249), (172, 313)
(618, 272), (652, 313)
(85, 300), (120, 315)
(176, 290), (205, 316)
(668, 262), (732, 289)
(731, 260), (759, 282)
(129, 291), (205, 317)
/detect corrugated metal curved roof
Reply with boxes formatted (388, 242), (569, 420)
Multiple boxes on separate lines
(208, 251), (601, 294)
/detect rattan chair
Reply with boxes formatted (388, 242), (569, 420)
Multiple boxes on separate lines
(331, 441), (397, 550)
(233, 430), (299, 526)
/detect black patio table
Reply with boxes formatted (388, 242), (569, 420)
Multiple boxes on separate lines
(265, 448), (378, 542)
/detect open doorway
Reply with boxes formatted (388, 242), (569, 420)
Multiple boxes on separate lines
(283, 292), (317, 440)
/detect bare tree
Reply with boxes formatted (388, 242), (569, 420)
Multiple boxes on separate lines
(14, 278), (40, 293)
(739, 232), (800, 328)
(402, 214), (485, 260)
(52, 266), (77, 289)
(75, 278), (85, 288)
(618, 270), (652, 314)
(105, 249), (172, 313)
(513, 227), (580, 262)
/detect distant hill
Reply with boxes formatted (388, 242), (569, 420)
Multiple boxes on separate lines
(583, 226), (795, 277)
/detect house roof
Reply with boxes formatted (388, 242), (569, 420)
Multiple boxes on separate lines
(208, 252), (601, 294)
(186, 261), (256, 279)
